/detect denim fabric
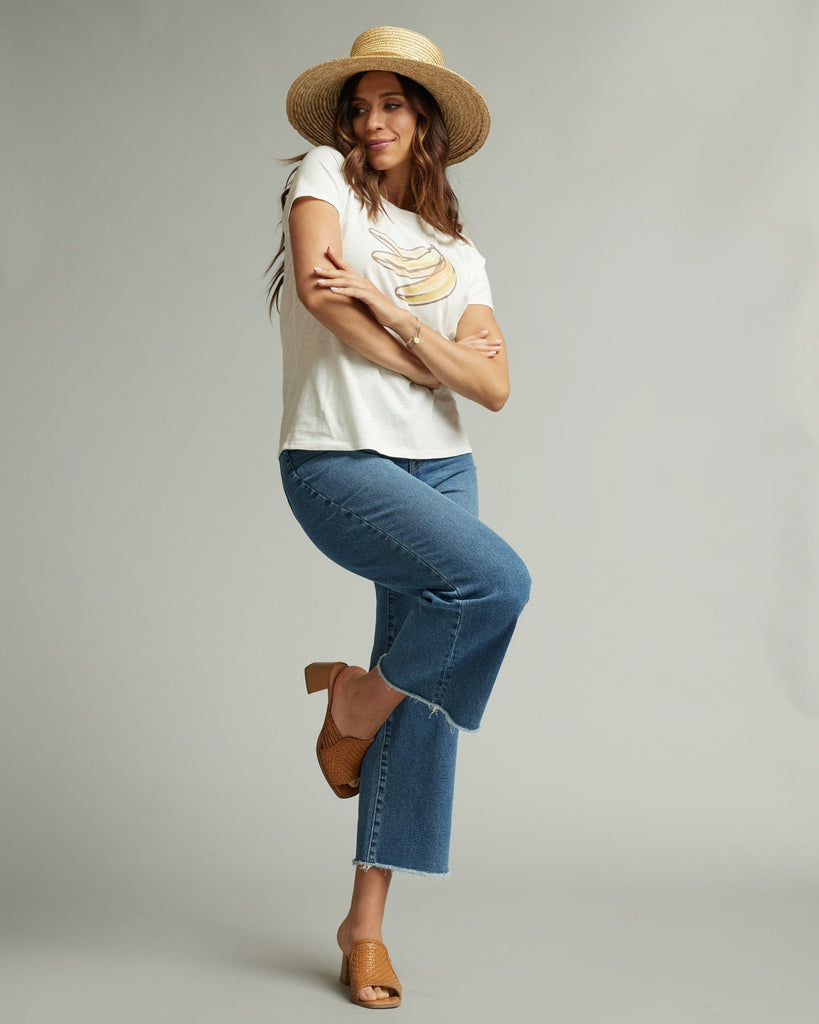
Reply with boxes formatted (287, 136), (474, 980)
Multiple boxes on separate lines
(279, 449), (530, 875)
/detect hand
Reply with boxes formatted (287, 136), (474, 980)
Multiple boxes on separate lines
(454, 330), (504, 358)
(314, 247), (404, 333)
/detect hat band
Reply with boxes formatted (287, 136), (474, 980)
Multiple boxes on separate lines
(353, 48), (445, 66)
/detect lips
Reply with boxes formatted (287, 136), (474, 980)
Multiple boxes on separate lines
(366, 139), (393, 151)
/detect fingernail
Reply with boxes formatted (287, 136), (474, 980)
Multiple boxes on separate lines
(327, 245), (335, 253)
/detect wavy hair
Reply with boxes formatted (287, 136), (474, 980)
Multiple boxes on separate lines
(265, 72), (465, 317)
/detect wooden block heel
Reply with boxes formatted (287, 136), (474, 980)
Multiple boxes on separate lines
(305, 661), (346, 694)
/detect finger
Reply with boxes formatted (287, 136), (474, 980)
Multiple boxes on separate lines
(325, 245), (350, 269)
(315, 272), (354, 287)
(327, 284), (367, 299)
(314, 279), (356, 296)
(459, 339), (502, 351)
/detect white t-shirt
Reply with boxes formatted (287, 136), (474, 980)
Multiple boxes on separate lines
(277, 146), (493, 458)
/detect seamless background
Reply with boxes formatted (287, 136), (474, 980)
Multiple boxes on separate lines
(2, 1), (818, 1021)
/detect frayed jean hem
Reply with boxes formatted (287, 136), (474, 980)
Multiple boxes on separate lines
(353, 858), (450, 879)
(375, 655), (479, 735)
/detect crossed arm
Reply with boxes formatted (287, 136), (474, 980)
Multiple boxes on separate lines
(289, 197), (510, 411)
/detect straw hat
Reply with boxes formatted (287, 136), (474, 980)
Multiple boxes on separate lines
(286, 26), (490, 165)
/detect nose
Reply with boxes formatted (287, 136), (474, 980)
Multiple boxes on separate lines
(365, 107), (384, 133)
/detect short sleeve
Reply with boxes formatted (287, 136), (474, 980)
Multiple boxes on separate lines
(463, 244), (494, 308)
(287, 146), (348, 217)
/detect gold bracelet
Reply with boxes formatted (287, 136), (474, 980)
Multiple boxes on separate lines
(403, 316), (422, 349)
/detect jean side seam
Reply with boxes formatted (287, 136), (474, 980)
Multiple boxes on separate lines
(362, 718), (391, 864)
(360, 588), (390, 865)
(386, 587), (395, 651)
(433, 595), (464, 707)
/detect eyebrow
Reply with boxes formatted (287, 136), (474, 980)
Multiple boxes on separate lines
(351, 91), (405, 101)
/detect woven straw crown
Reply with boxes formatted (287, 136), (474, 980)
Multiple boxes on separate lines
(286, 26), (490, 165)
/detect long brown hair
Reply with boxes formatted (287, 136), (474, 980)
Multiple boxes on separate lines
(265, 72), (465, 317)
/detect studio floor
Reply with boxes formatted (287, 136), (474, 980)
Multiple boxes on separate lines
(4, 876), (818, 1024)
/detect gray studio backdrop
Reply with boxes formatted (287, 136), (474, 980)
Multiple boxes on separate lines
(2, 0), (818, 946)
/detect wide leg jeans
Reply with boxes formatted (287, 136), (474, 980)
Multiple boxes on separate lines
(280, 449), (530, 875)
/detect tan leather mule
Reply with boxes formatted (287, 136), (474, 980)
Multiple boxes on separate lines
(305, 662), (374, 799)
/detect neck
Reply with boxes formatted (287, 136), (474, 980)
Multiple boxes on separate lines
(381, 168), (413, 210)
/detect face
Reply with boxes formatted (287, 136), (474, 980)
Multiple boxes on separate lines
(350, 71), (418, 176)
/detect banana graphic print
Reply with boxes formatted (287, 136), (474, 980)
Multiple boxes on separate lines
(370, 228), (457, 306)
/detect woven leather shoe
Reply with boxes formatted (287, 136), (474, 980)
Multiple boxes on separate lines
(341, 938), (402, 1009)
(305, 662), (374, 799)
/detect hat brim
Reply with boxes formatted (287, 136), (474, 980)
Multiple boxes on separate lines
(286, 57), (490, 165)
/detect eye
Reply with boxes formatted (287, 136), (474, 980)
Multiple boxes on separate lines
(384, 103), (402, 111)
(350, 105), (367, 117)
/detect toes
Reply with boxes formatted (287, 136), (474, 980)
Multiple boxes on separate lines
(358, 986), (390, 1002)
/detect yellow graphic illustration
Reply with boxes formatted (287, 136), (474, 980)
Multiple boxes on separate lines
(370, 228), (457, 306)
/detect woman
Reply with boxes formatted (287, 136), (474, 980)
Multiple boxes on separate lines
(268, 26), (530, 1008)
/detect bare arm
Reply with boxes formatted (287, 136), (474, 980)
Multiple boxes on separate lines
(419, 304), (509, 412)
(316, 247), (510, 411)
(289, 197), (440, 388)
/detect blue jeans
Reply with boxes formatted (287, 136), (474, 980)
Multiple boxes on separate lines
(279, 449), (530, 875)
